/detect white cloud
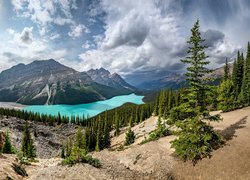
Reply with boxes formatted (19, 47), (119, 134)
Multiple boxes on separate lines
(10, 0), (80, 35)
(82, 40), (95, 49)
(20, 27), (33, 44)
(7, 27), (34, 45)
(0, 27), (67, 72)
(76, 0), (241, 76)
(54, 17), (73, 26)
(6, 28), (15, 35)
(78, 0), (185, 75)
(68, 24), (89, 39)
(49, 33), (60, 40)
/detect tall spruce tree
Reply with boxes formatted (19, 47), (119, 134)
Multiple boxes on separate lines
(233, 51), (244, 98)
(224, 58), (229, 80)
(170, 20), (222, 164)
(153, 93), (160, 116)
(103, 117), (110, 148)
(241, 42), (250, 105)
(124, 126), (135, 146)
(2, 130), (15, 154)
(218, 60), (235, 111)
(75, 128), (85, 149)
(21, 121), (36, 159)
(114, 111), (120, 136)
(232, 59), (238, 87)
(95, 117), (101, 151)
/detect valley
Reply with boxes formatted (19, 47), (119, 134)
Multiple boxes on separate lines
(1, 1), (250, 179)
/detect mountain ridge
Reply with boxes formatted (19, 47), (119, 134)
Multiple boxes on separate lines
(87, 68), (136, 91)
(0, 59), (136, 105)
(136, 63), (232, 90)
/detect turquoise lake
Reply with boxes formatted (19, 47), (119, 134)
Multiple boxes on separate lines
(24, 93), (144, 118)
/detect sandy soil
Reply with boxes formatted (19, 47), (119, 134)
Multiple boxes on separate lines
(0, 154), (23, 180)
(111, 116), (158, 147)
(171, 107), (250, 180)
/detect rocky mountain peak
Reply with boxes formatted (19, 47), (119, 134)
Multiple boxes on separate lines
(0, 60), (135, 105)
(86, 68), (136, 90)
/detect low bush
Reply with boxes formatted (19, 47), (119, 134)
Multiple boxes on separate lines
(11, 163), (28, 177)
(140, 117), (171, 144)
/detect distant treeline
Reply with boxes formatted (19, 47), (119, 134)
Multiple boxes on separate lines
(217, 43), (250, 111)
(0, 108), (88, 126)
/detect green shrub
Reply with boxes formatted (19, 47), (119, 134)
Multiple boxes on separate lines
(83, 155), (101, 168)
(62, 129), (101, 168)
(2, 130), (16, 154)
(171, 119), (223, 164)
(124, 127), (135, 146)
(140, 117), (171, 144)
(11, 163), (28, 177)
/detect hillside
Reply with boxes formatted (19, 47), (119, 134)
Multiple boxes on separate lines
(1, 107), (250, 179)
(0, 59), (135, 105)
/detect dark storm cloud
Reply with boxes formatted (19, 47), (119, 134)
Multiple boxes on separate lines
(202, 30), (225, 47)
(168, 62), (185, 71)
(102, 13), (150, 49)
(3, 52), (23, 63)
(20, 28), (33, 44)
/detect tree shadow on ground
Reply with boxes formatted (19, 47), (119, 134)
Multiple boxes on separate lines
(219, 116), (247, 142)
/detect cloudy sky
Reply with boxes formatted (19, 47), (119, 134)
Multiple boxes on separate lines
(0, 0), (250, 82)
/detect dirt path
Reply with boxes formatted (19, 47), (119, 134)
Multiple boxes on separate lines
(171, 107), (250, 180)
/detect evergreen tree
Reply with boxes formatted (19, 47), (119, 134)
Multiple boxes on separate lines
(124, 126), (135, 146)
(224, 58), (230, 81)
(75, 128), (85, 149)
(95, 118), (101, 151)
(170, 20), (222, 164)
(103, 116), (110, 148)
(241, 42), (250, 105)
(61, 146), (65, 158)
(218, 59), (235, 111)
(232, 59), (238, 88)
(114, 111), (120, 136)
(233, 51), (244, 98)
(57, 112), (61, 125)
(2, 130), (15, 154)
(21, 121), (36, 159)
(158, 91), (166, 117)
(140, 107), (144, 122)
(65, 139), (73, 157)
(153, 93), (160, 116)
(83, 128), (89, 151)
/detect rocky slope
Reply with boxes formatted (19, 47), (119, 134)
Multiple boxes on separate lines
(0, 117), (77, 158)
(1, 106), (250, 179)
(0, 59), (134, 105)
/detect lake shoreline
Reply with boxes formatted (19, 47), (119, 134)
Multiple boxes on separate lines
(0, 94), (144, 118)
(23, 93), (144, 118)
(0, 102), (26, 110)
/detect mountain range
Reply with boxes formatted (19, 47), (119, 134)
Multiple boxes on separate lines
(0, 59), (137, 105)
(135, 64), (231, 90)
